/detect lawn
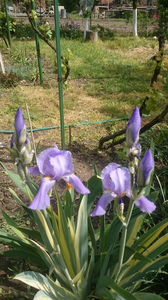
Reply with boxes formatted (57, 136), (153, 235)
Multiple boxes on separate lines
(0, 36), (167, 149)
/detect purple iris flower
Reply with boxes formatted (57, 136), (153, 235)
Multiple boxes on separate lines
(134, 195), (156, 213)
(14, 107), (27, 146)
(28, 146), (90, 210)
(126, 106), (141, 151)
(11, 108), (33, 165)
(137, 149), (154, 187)
(90, 162), (156, 217)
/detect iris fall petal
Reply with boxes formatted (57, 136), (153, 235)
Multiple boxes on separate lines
(64, 174), (90, 194)
(28, 178), (55, 210)
(135, 195), (156, 213)
(90, 193), (113, 216)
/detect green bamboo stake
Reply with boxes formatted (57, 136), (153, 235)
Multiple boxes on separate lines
(53, 0), (65, 150)
(4, 0), (12, 48)
(31, 0), (43, 84)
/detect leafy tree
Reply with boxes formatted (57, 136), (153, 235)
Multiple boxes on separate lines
(59, 0), (79, 12)
(150, 0), (168, 85)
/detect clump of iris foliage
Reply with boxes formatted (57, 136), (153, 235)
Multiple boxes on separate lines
(0, 107), (168, 300)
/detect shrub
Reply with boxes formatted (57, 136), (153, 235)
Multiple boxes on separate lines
(0, 71), (20, 87)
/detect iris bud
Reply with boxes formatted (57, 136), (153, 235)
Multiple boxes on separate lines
(14, 107), (27, 146)
(11, 108), (33, 165)
(137, 149), (154, 187)
(126, 107), (141, 150)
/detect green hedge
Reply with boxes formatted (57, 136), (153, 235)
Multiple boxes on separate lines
(14, 22), (114, 41)
(14, 23), (35, 39)
(14, 22), (83, 40)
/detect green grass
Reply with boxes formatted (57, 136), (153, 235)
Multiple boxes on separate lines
(0, 36), (167, 147)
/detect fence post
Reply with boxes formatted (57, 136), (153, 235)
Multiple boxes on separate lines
(53, 0), (65, 150)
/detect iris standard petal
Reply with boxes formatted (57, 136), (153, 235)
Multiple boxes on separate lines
(126, 106), (141, 148)
(50, 150), (74, 180)
(90, 193), (113, 216)
(36, 146), (59, 176)
(137, 149), (154, 187)
(135, 195), (156, 213)
(101, 163), (120, 190)
(109, 167), (131, 197)
(29, 166), (41, 176)
(36, 146), (74, 179)
(64, 174), (90, 194)
(28, 178), (55, 210)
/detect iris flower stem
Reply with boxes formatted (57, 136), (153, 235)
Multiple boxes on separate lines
(114, 197), (134, 282)
(22, 164), (37, 195)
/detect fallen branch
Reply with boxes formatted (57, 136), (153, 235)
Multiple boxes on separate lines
(99, 105), (168, 150)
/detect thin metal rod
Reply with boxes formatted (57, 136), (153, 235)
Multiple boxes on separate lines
(4, 0), (12, 48)
(0, 117), (129, 134)
(31, 0), (43, 84)
(53, 0), (65, 150)
(25, 103), (37, 162)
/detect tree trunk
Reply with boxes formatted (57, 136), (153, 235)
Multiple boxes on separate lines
(84, 18), (89, 40)
(133, 0), (138, 37)
(150, 35), (165, 87)
(0, 51), (5, 74)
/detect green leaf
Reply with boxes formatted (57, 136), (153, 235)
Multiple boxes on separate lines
(47, 276), (79, 300)
(14, 271), (55, 293)
(133, 292), (165, 300)
(0, 229), (25, 247)
(9, 188), (27, 207)
(142, 233), (168, 259)
(28, 239), (71, 287)
(56, 192), (77, 277)
(99, 217), (122, 278)
(0, 163), (36, 196)
(63, 189), (74, 221)
(120, 255), (168, 288)
(4, 248), (45, 268)
(33, 290), (56, 300)
(96, 276), (137, 300)
(87, 175), (103, 213)
(2, 211), (29, 242)
(75, 194), (88, 270)
(133, 219), (168, 252)
(126, 215), (143, 247)
(18, 227), (42, 243)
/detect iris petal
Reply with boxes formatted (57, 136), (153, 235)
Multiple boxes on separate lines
(29, 166), (41, 176)
(138, 149), (154, 186)
(28, 178), (55, 210)
(50, 150), (74, 180)
(64, 174), (90, 194)
(101, 163), (120, 190)
(110, 167), (130, 197)
(135, 195), (156, 213)
(15, 107), (26, 141)
(37, 146), (59, 176)
(126, 106), (141, 147)
(90, 193), (113, 216)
